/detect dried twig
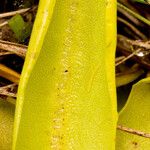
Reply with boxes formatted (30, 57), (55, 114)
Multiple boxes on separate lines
(118, 0), (139, 12)
(115, 56), (126, 63)
(117, 2), (150, 26)
(0, 51), (13, 56)
(117, 3), (142, 26)
(127, 40), (150, 50)
(117, 35), (150, 69)
(0, 40), (27, 57)
(117, 125), (150, 138)
(0, 21), (8, 28)
(0, 84), (17, 97)
(117, 17), (147, 40)
(0, 8), (30, 19)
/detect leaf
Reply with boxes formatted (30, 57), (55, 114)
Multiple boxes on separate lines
(116, 65), (144, 87)
(13, 0), (117, 149)
(21, 22), (32, 42)
(117, 85), (132, 112)
(116, 78), (150, 149)
(8, 14), (32, 42)
(0, 99), (15, 150)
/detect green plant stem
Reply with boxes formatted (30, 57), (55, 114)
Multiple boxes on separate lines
(117, 2), (150, 26)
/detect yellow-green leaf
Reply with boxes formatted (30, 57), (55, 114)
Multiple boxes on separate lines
(8, 14), (32, 42)
(13, 0), (117, 149)
(0, 99), (15, 150)
(116, 78), (150, 149)
(116, 65), (144, 87)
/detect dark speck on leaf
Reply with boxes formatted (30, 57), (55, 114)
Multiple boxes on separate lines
(132, 141), (138, 146)
(64, 70), (68, 73)
(132, 141), (138, 148)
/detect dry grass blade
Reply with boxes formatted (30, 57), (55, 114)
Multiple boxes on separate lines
(0, 83), (17, 97)
(0, 51), (13, 56)
(117, 125), (150, 138)
(0, 64), (20, 83)
(117, 2), (150, 26)
(115, 56), (126, 63)
(117, 3), (142, 26)
(0, 21), (8, 28)
(127, 40), (150, 50)
(117, 17), (147, 40)
(0, 8), (30, 19)
(116, 48), (141, 66)
(117, 35), (150, 69)
(0, 40), (27, 57)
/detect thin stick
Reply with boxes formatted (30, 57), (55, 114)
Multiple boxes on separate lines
(117, 125), (150, 138)
(117, 17), (147, 40)
(0, 40), (27, 57)
(128, 40), (150, 49)
(115, 48), (141, 66)
(0, 21), (8, 28)
(0, 91), (16, 97)
(117, 2), (150, 26)
(0, 84), (17, 98)
(0, 64), (20, 83)
(0, 83), (17, 89)
(117, 4), (142, 26)
(0, 51), (13, 56)
(0, 8), (30, 19)
(115, 56), (126, 63)
(117, 35), (150, 69)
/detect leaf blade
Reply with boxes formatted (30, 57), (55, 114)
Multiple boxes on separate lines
(13, 0), (117, 149)
(116, 78), (150, 149)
